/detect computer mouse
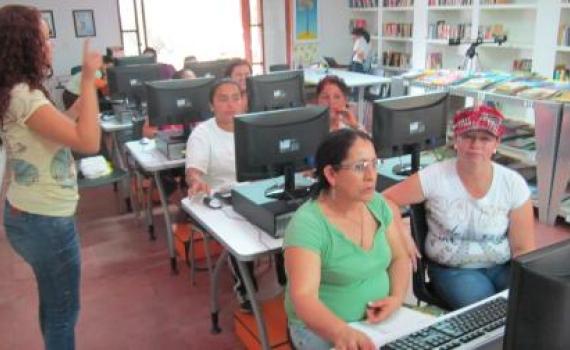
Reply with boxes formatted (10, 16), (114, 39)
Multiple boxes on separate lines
(203, 195), (222, 209)
(139, 137), (150, 145)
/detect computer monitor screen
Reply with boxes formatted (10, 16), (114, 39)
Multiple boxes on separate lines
(234, 105), (329, 199)
(184, 59), (230, 79)
(372, 92), (449, 175)
(114, 55), (156, 66)
(145, 77), (215, 128)
(246, 70), (305, 112)
(503, 239), (570, 350)
(107, 64), (162, 108)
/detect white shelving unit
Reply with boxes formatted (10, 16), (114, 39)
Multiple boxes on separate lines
(345, 0), (567, 76)
(378, 3), (415, 74)
(556, 1), (570, 79)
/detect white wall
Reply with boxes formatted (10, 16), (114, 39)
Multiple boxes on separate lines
(263, 0), (287, 70)
(0, 0), (122, 77)
(318, 0), (352, 64)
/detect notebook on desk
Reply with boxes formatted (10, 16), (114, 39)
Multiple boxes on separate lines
(349, 307), (435, 347)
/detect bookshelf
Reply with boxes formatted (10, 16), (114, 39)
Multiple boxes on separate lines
(378, 1), (415, 73)
(343, 0), (567, 76)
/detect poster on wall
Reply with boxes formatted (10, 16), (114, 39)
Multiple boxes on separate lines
(73, 9), (96, 38)
(295, 0), (318, 42)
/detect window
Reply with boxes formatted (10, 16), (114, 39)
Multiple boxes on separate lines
(117, 1), (264, 71)
(248, 0), (265, 74)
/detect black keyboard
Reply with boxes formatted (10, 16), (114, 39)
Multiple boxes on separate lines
(381, 297), (508, 350)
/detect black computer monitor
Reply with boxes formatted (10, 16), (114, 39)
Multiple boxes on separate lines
(503, 239), (570, 350)
(114, 55), (156, 66)
(246, 70), (305, 112)
(107, 64), (162, 108)
(372, 92), (449, 176)
(184, 59), (230, 79)
(234, 105), (329, 200)
(145, 77), (215, 137)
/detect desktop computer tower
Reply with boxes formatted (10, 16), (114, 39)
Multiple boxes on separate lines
(155, 130), (186, 160)
(231, 178), (311, 238)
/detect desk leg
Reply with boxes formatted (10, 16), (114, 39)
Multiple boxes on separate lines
(210, 249), (229, 334)
(111, 131), (132, 213)
(236, 259), (271, 350)
(357, 87), (365, 126)
(153, 171), (178, 274)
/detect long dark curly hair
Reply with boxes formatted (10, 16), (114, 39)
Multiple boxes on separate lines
(0, 5), (51, 121)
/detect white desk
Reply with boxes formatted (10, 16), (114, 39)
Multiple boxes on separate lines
(100, 115), (133, 169)
(303, 68), (391, 125)
(126, 140), (185, 273)
(181, 196), (282, 350)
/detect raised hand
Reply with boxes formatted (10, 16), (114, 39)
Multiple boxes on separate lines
(81, 39), (102, 80)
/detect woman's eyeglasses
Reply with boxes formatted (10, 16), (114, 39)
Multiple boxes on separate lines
(335, 158), (380, 174)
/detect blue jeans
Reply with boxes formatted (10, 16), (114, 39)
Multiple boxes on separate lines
(428, 261), (510, 310)
(289, 323), (332, 350)
(349, 61), (365, 73)
(4, 202), (81, 350)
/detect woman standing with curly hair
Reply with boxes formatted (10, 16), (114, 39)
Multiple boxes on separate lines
(0, 5), (101, 349)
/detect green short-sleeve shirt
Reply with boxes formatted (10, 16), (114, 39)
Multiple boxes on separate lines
(284, 192), (393, 325)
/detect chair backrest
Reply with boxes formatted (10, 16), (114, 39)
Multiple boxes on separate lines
(409, 202), (450, 310)
(269, 64), (290, 72)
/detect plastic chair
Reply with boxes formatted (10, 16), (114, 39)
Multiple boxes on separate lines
(409, 202), (450, 310)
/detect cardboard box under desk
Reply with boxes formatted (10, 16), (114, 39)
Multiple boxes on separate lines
(173, 223), (223, 264)
(234, 295), (292, 350)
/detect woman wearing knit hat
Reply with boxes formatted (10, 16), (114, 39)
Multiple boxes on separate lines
(383, 104), (535, 310)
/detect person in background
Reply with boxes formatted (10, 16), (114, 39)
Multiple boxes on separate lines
(383, 105), (535, 310)
(224, 58), (252, 112)
(350, 27), (370, 73)
(284, 129), (410, 350)
(143, 47), (176, 80)
(183, 55), (198, 67)
(0, 5), (102, 349)
(172, 68), (196, 80)
(62, 54), (113, 110)
(316, 75), (361, 131)
(185, 79), (258, 312)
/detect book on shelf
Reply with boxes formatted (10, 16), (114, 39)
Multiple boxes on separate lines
(479, 0), (512, 4)
(383, 0), (413, 7)
(478, 24), (506, 41)
(428, 21), (471, 40)
(349, 0), (379, 8)
(428, 0), (472, 6)
(382, 50), (411, 68)
(426, 52), (443, 69)
(383, 23), (413, 37)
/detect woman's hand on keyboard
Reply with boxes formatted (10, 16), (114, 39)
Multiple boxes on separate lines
(366, 296), (401, 324)
(332, 326), (375, 350)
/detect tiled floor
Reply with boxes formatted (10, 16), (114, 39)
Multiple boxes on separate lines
(0, 186), (569, 349)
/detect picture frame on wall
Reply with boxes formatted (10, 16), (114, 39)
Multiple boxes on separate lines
(72, 9), (96, 38)
(40, 10), (56, 38)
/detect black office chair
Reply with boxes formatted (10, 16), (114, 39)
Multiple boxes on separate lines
(409, 202), (450, 310)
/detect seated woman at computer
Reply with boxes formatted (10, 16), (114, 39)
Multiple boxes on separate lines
(316, 75), (362, 131)
(185, 79), (258, 312)
(284, 129), (410, 350)
(62, 55), (113, 110)
(383, 105), (535, 310)
(224, 58), (252, 112)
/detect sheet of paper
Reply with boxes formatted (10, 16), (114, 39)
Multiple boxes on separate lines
(349, 307), (436, 347)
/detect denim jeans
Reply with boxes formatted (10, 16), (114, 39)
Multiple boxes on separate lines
(4, 201), (81, 350)
(428, 261), (510, 310)
(288, 323), (332, 350)
(349, 61), (365, 73)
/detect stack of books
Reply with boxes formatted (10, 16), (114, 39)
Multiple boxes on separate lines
(428, 21), (471, 40)
(349, 0), (379, 8)
(383, 0), (413, 7)
(383, 23), (413, 37)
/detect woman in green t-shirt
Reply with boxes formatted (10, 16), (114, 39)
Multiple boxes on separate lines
(284, 129), (411, 350)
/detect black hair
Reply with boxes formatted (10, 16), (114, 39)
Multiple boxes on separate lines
(102, 54), (113, 64)
(143, 47), (157, 57)
(208, 78), (241, 103)
(224, 58), (252, 78)
(316, 75), (350, 98)
(351, 27), (370, 43)
(310, 128), (373, 199)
